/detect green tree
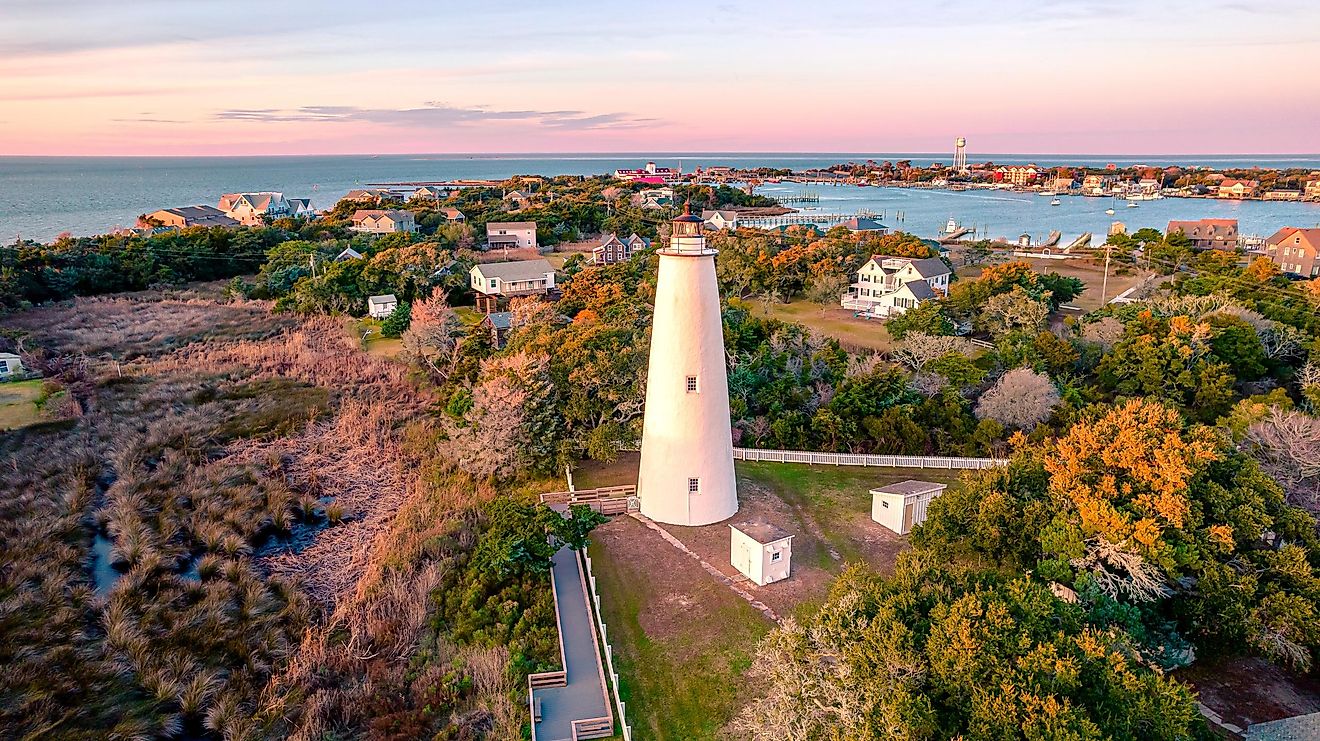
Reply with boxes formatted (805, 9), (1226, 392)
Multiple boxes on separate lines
(380, 301), (411, 338)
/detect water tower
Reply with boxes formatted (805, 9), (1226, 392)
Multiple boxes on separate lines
(954, 137), (968, 172)
(636, 203), (738, 526)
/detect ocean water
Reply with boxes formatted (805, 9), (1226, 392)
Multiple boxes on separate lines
(2, 153), (1319, 243)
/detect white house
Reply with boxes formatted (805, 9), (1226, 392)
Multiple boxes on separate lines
(841, 255), (951, 318)
(367, 294), (398, 319)
(287, 198), (315, 219)
(0, 352), (24, 379)
(486, 221), (538, 251)
(729, 522), (793, 586)
(871, 480), (948, 535)
(335, 247), (363, 262)
(351, 209), (417, 234)
(701, 209), (739, 231)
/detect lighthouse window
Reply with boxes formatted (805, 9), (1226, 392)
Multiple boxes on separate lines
(688, 477), (700, 494)
(685, 375), (698, 393)
(771, 551), (782, 562)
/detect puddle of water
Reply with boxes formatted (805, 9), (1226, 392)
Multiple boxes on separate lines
(90, 531), (123, 596)
(254, 518), (330, 558)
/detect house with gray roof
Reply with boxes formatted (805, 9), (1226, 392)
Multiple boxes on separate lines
(470, 258), (556, 311)
(701, 209), (739, 231)
(841, 217), (889, 233)
(841, 255), (951, 319)
(136, 205), (239, 230)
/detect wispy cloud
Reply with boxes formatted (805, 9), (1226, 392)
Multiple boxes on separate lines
(214, 102), (658, 131)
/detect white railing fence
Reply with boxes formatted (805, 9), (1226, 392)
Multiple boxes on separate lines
(732, 447), (1007, 469)
(581, 552), (633, 741)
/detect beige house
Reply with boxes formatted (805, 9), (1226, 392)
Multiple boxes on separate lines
(1305, 178), (1320, 202)
(470, 258), (555, 312)
(0, 352), (24, 379)
(218, 192), (292, 225)
(1167, 219), (1238, 250)
(351, 209), (417, 234)
(841, 255), (951, 318)
(136, 205), (239, 230)
(1217, 179), (1260, 199)
(439, 208), (466, 223)
(1265, 227), (1320, 278)
(729, 522), (793, 586)
(486, 221), (537, 250)
(871, 480), (948, 535)
(503, 190), (532, 210)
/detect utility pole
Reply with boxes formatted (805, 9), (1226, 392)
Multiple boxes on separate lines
(309, 253), (316, 278)
(1100, 242), (1112, 305)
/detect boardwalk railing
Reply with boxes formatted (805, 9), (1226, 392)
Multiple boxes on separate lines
(541, 486), (636, 515)
(732, 447), (1007, 469)
(582, 551), (634, 741)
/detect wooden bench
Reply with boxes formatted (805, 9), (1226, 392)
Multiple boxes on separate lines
(533, 696), (543, 722)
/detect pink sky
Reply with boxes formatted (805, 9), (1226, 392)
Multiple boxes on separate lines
(3, 1), (1318, 155)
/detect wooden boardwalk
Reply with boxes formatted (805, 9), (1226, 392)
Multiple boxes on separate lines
(531, 547), (613, 741)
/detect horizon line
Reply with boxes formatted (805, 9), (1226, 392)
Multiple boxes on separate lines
(4, 150), (1320, 160)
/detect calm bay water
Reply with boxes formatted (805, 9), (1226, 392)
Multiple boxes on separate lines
(2, 153), (1319, 243)
(756, 183), (1320, 244)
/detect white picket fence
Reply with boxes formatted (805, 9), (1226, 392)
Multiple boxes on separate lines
(732, 447), (1006, 470)
(581, 552), (633, 741)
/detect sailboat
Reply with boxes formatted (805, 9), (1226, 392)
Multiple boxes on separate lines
(1105, 197), (1116, 216)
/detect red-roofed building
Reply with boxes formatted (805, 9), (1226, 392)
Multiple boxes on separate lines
(1167, 219), (1238, 250)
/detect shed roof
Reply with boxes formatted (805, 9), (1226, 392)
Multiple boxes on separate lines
(0, 352), (21, 361)
(483, 312), (514, 329)
(367, 294), (397, 306)
(871, 480), (947, 497)
(474, 259), (554, 282)
(904, 280), (937, 300)
(731, 521), (793, 544)
(486, 221), (536, 232)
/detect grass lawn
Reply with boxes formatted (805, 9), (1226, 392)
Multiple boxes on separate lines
(955, 255), (1152, 312)
(0, 380), (51, 430)
(750, 300), (895, 352)
(589, 516), (771, 740)
(453, 306), (485, 326)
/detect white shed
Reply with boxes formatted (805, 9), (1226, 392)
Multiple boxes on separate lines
(729, 522), (793, 586)
(367, 294), (398, 319)
(0, 353), (23, 379)
(871, 480), (948, 535)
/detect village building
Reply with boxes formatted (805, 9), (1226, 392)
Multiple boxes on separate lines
(439, 207), (466, 223)
(1264, 189), (1303, 201)
(1264, 227), (1320, 278)
(136, 205), (239, 230)
(1305, 178), (1320, 202)
(993, 165), (1040, 186)
(340, 188), (405, 204)
(729, 522), (793, 587)
(486, 221), (538, 251)
(479, 311), (514, 349)
(639, 187), (674, 209)
(1217, 179), (1260, 199)
(840, 217), (888, 233)
(367, 294), (398, 319)
(701, 209), (739, 231)
(871, 480), (948, 535)
(840, 255), (952, 319)
(592, 233), (648, 265)
(1167, 218), (1239, 250)
(350, 209), (417, 234)
(0, 352), (25, 380)
(1051, 176), (1076, 191)
(1138, 178), (1163, 194)
(287, 198), (315, 219)
(469, 258), (556, 312)
(1082, 174), (1116, 196)
(218, 192), (292, 225)
(503, 190), (531, 210)
(335, 247), (363, 262)
(410, 186), (450, 201)
(615, 161), (680, 182)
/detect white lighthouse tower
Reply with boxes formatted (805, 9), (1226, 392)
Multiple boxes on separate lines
(636, 203), (738, 526)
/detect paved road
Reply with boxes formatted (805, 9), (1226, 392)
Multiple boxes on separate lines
(534, 546), (611, 741)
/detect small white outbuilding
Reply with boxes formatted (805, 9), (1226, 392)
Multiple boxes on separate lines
(367, 294), (398, 319)
(871, 480), (948, 535)
(730, 522), (793, 587)
(0, 353), (23, 379)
